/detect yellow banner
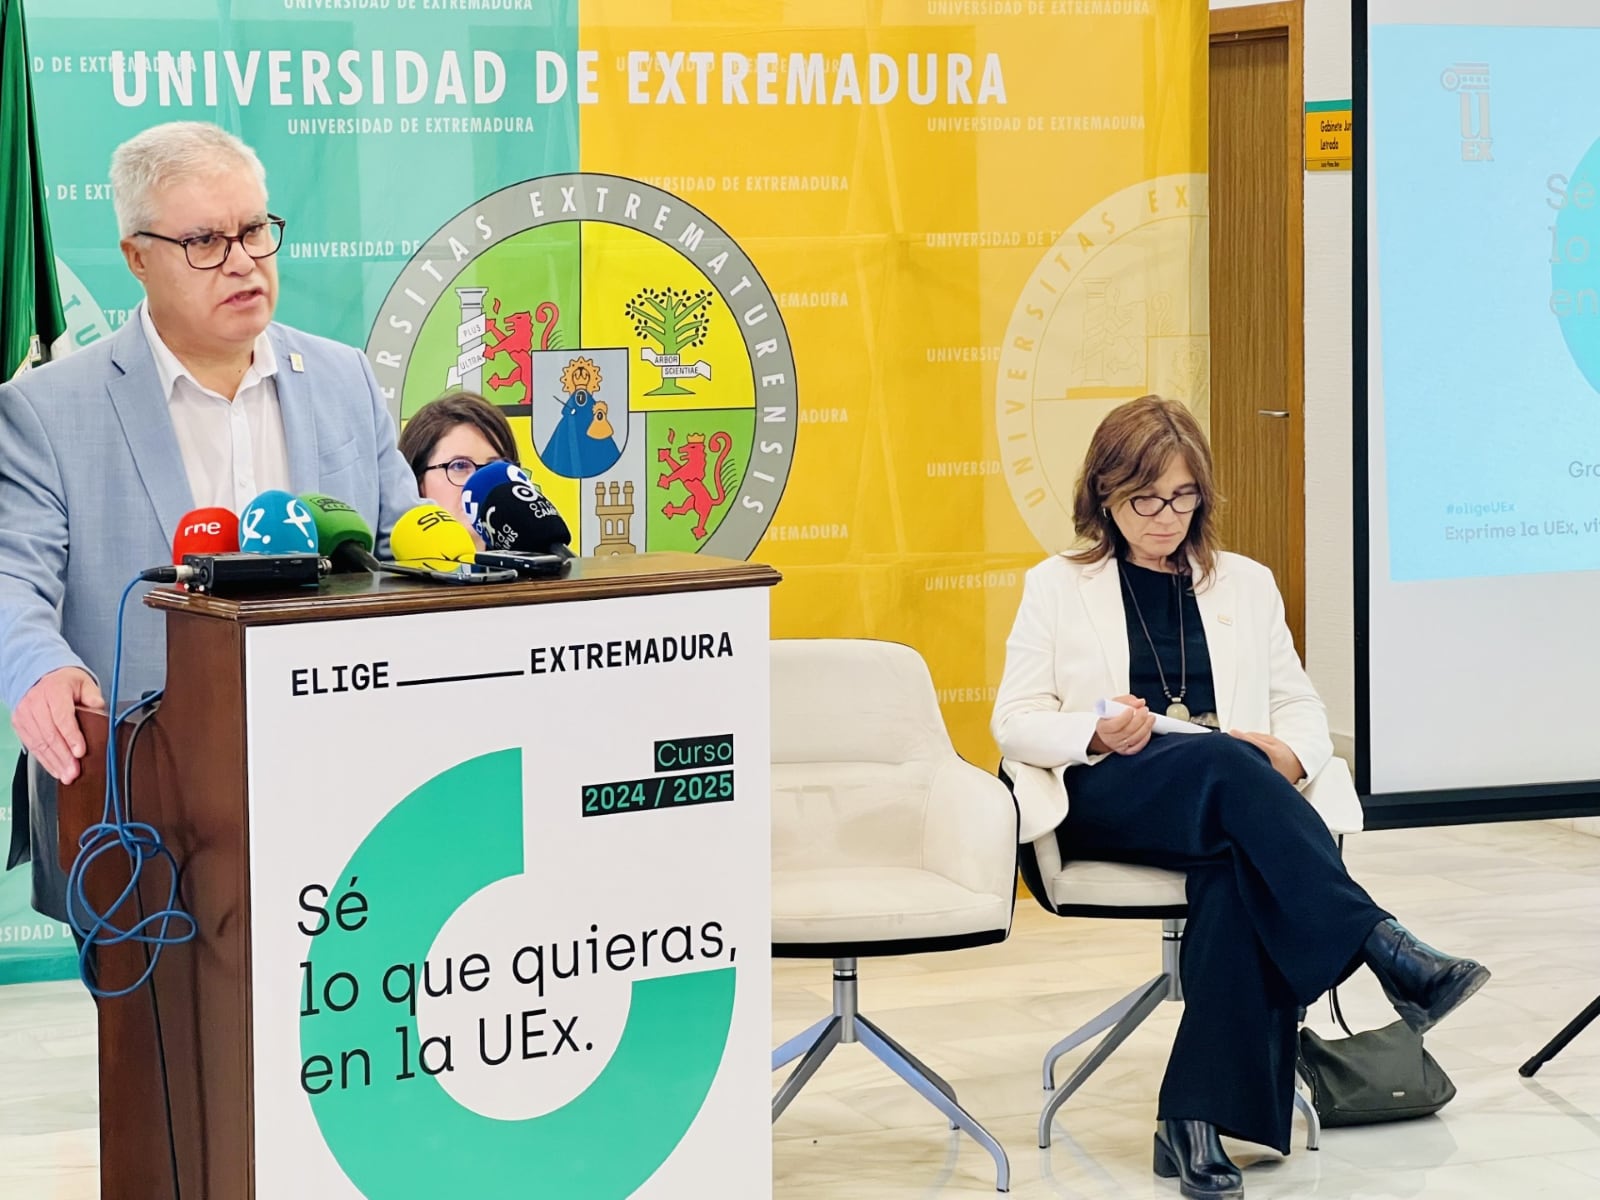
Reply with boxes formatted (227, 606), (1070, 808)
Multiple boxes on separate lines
(580, 1), (1209, 764)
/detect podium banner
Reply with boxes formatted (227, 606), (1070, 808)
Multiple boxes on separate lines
(244, 587), (770, 1198)
(23, 1), (1206, 780)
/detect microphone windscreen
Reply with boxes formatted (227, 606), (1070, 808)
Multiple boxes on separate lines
(390, 503), (478, 572)
(460, 461), (533, 531)
(299, 493), (375, 559)
(171, 507), (239, 563)
(477, 480), (573, 554)
(239, 490), (318, 555)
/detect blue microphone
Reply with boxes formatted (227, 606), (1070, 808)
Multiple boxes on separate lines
(239, 490), (318, 555)
(461, 462), (533, 531)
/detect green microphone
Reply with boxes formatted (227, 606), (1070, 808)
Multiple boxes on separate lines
(299, 493), (382, 573)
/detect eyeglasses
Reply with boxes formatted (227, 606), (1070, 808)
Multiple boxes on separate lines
(422, 457), (511, 488)
(1127, 490), (1202, 518)
(135, 215), (287, 270)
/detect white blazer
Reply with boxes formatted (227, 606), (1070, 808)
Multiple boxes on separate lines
(991, 551), (1335, 842)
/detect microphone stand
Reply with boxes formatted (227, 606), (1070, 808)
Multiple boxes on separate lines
(1519, 996), (1600, 1077)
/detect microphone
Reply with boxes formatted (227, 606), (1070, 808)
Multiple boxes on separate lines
(460, 463), (569, 573)
(300, 493), (383, 573)
(138, 508), (243, 584)
(460, 461), (535, 532)
(172, 507), (239, 563)
(380, 505), (517, 584)
(474, 479), (574, 559)
(239, 490), (319, 555)
(297, 497), (516, 585)
(390, 503), (479, 572)
(190, 489), (320, 591)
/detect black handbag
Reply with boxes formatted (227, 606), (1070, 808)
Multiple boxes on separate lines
(1297, 1012), (1457, 1127)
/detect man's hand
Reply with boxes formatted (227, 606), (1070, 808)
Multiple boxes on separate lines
(1229, 730), (1305, 785)
(1089, 695), (1156, 757)
(10, 668), (106, 784)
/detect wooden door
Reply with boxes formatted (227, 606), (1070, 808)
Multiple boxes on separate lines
(1210, 3), (1306, 654)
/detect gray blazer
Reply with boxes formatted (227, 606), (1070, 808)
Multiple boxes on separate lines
(0, 318), (421, 921)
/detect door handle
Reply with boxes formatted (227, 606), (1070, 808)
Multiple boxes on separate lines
(1257, 409), (1290, 418)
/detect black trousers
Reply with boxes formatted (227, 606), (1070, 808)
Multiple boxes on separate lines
(1058, 733), (1388, 1153)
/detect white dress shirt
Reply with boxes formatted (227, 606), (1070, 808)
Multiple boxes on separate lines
(139, 302), (292, 514)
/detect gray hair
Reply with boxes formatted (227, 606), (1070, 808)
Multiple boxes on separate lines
(109, 122), (268, 238)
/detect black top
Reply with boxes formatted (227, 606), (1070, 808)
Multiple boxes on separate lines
(1118, 560), (1218, 726)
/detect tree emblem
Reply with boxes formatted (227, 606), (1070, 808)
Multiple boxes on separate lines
(625, 286), (715, 396)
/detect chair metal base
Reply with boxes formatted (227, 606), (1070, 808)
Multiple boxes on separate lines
(1294, 1077), (1320, 1151)
(773, 957), (1012, 1192)
(1039, 971), (1173, 1148)
(1037, 918), (1322, 1153)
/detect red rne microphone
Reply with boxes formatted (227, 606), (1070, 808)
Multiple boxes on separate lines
(171, 507), (240, 588)
(173, 508), (240, 560)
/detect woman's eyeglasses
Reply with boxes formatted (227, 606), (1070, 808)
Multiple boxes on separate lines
(1127, 490), (1201, 518)
(422, 457), (511, 487)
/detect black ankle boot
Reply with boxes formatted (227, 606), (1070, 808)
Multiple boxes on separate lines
(1363, 918), (1491, 1034)
(1153, 1119), (1243, 1199)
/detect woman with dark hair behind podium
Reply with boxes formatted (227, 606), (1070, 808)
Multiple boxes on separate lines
(992, 395), (1490, 1200)
(397, 391), (521, 548)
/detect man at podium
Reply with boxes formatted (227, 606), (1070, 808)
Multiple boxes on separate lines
(0, 120), (420, 930)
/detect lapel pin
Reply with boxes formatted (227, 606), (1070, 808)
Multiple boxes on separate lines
(289, 352), (305, 373)
(1218, 614), (1233, 625)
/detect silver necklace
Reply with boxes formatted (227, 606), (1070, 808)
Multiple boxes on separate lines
(1120, 563), (1190, 721)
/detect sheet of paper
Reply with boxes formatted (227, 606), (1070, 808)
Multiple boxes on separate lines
(1095, 697), (1212, 737)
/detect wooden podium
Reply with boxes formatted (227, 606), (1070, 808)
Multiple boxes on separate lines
(59, 553), (778, 1200)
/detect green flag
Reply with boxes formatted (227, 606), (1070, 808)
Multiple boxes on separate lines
(0, 0), (65, 380)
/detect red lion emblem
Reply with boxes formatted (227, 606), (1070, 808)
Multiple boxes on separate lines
(657, 430), (734, 540)
(483, 300), (559, 399)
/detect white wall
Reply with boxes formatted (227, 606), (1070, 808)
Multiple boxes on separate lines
(1211, 0), (1357, 756)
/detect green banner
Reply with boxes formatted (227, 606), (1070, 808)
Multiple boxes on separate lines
(1, 0), (67, 376)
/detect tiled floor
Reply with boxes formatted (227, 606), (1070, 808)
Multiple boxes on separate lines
(4, 821), (1600, 1197)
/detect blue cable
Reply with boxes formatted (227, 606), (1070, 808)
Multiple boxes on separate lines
(64, 577), (197, 998)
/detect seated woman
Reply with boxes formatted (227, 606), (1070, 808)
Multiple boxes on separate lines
(991, 395), (1489, 1200)
(397, 390), (521, 548)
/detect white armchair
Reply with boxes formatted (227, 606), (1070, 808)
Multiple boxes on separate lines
(771, 639), (1019, 1192)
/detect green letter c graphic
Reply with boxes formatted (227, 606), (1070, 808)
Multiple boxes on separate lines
(299, 749), (735, 1196)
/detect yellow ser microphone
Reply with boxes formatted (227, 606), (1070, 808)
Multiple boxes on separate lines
(389, 504), (486, 574)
